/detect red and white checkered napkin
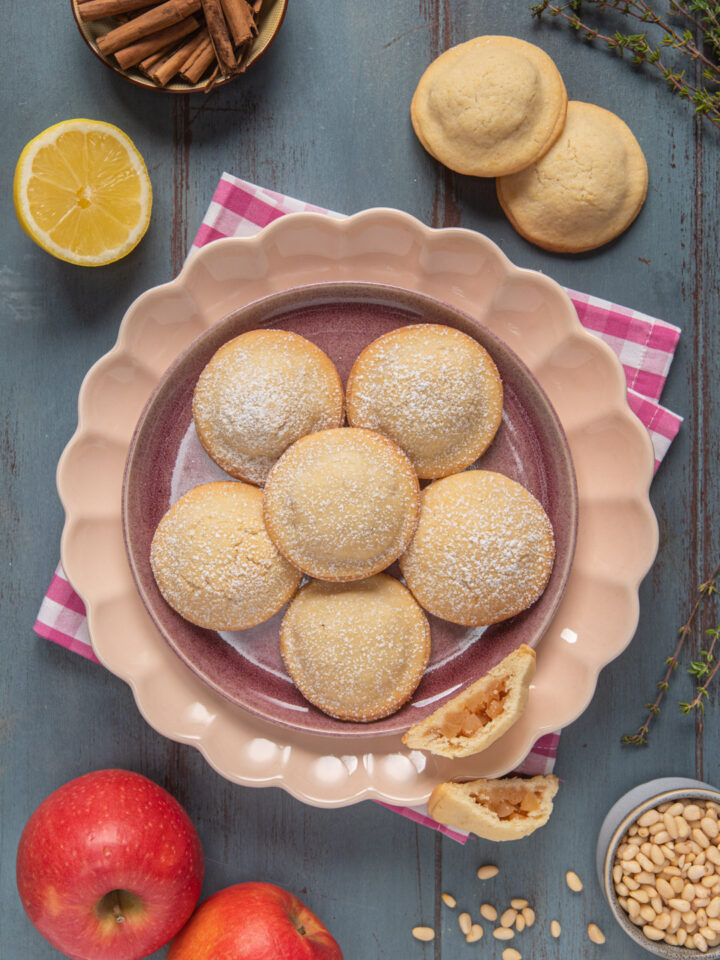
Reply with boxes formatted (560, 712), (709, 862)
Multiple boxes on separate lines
(35, 174), (683, 843)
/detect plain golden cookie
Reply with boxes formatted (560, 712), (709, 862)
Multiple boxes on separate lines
(280, 575), (431, 722)
(150, 481), (301, 631)
(192, 329), (344, 485)
(346, 324), (503, 479)
(411, 36), (567, 177)
(399, 470), (555, 626)
(402, 644), (535, 758)
(496, 101), (649, 253)
(427, 775), (559, 841)
(263, 427), (420, 582)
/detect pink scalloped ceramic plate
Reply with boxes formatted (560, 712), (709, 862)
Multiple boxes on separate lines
(57, 209), (657, 807)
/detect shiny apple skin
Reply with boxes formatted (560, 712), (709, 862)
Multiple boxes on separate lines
(167, 882), (343, 960)
(16, 769), (204, 960)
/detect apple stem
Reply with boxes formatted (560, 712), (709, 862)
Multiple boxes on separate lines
(112, 892), (126, 924)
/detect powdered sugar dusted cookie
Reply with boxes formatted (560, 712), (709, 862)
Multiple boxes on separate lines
(263, 427), (420, 582)
(150, 481), (301, 631)
(193, 329), (344, 485)
(280, 574), (431, 722)
(346, 324), (503, 479)
(399, 471), (555, 626)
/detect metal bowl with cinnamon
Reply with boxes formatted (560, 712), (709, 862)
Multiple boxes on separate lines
(71, 0), (288, 92)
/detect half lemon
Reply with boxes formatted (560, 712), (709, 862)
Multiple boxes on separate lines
(13, 119), (152, 267)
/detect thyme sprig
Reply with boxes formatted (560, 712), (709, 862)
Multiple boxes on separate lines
(621, 559), (720, 746)
(531, 0), (720, 123)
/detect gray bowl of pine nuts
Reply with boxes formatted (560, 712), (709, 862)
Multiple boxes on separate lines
(598, 778), (720, 958)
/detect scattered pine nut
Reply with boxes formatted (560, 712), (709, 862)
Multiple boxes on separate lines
(480, 903), (498, 922)
(510, 898), (528, 909)
(515, 914), (525, 932)
(587, 922), (606, 944)
(522, 906), (535, 927)
(466, 923), (483, 943)
(566, 870), (583, 892)
(550, 919), (561, 937)
(477, 864), (499, 880)
(493, 927), (515, 940)
(412, 926), (435, 941)
(441, 893), (456, 908)
(500, 908), (517, 928)
(458, 912), (472, 935)
(502, 949), (522, 960)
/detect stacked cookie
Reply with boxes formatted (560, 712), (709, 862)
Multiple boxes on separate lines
(150, 324), (556, 730)
(411, 36), (648, 253)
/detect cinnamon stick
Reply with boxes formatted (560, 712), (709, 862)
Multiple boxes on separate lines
(200, 0), (236, 74)
(148, 30), (206, 85)
(220, 0), (255, 46)
(139, 46), (171, 73)
(114, 16), (200, 69)
(76, 0), (157, 23)
(179, 35), (216, 82)
(96, 0), (201, 56)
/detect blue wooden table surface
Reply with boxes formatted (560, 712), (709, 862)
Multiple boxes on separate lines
(2, 1), (718, 957)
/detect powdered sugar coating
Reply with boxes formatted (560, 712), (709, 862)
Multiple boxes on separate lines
(193, 329), (344, 485)
(346, 324), (503, 478)
(280, 574), (431, 721)
(150, 481), (302, 631)
(399, 471), (555, 626)
(263, 427), (421, 581)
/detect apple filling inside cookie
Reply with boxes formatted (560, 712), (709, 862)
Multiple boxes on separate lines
(436, 679), (509, 739)
(468, 787), (543, 821)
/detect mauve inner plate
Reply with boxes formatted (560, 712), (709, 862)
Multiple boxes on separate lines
(123, 282), (577, 737)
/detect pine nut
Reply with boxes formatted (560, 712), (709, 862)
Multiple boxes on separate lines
(702, 925), (716, 940)
(708, 847), (720, 866)
(616, 882), (629, 897)
(703, 875), (719, 889)
(500, 909), (517, 928)
(502, 950), (521, 960)
(695, 932), (709, 952)
(624, 875), (640, 890)
(664, 813), (680, 838)
(656, 878), (674, 900)
(412, 926), (434, 941)
(480, 903), (497, 922)
(629, 889), (650, 904)
(650, 844), (666, 866)
(651, 895), (663, 913)
(522, 907), (535, 927)
(708, 896), (720, 918)
(643, 924), (666, 941)
(669, 898), (691, 912)
(685, 805), (703, 821)
(695, 829), (711, 849)
(587, 923), (606, 944)
(640, 905), (657, 923)
(639, 809), (662, 827)
(515, 914), (525, 932)
(636, 872), (656, 885)
(622, 859), (641, 874)
(477, 864), (499, 880)
(466, 923), (483, 943)
(677, 817), (691, 839)
(683, 882), (696, 901)
(441, 892), (456, 908)
(654, 912), (671, 930)
(670, 909), (682, 931)
(698, 908), (709, 927)
(628, 898), (641, 918)
(493, 927), (514, 940)
(624, 843), (640, 858)
(703, 818), (719, 839)
(458, 912), (472, 935)
(689, 865), (707, 883)
(684, 909), (697, 928)
(510, 898), (528, 909)
(711, 918), (720, 932)
(671, 876), (684, 894)
(654, 831), (671, 845)
(566, 870), (583, 892)
(637, 853), (655, 872)
(639, 827), (650, 838)
(678, 928), (688, 945)
(550, 919), (561, 937)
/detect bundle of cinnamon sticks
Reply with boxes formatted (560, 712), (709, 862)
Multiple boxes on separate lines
(76, 0), (264, 89)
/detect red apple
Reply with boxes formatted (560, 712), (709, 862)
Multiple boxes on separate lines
(16, 769), (204, 960)
(167, 882), (343, 960)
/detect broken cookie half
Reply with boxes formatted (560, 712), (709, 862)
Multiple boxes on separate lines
(428, 774), (559, 841)
(402, 644), (536, 758)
